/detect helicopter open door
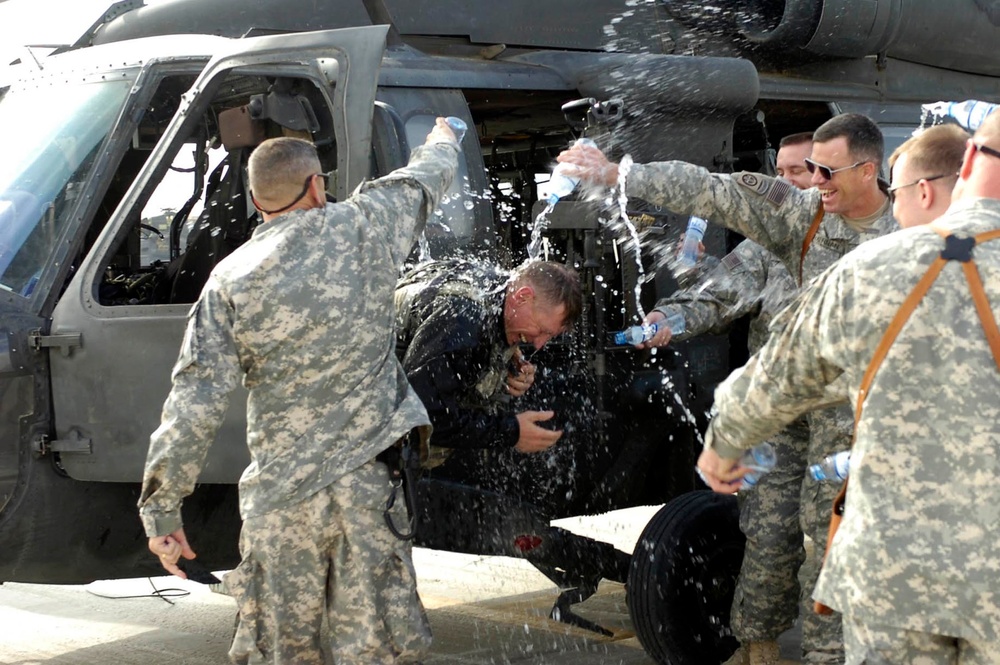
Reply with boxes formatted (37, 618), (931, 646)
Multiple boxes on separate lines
(46, 26), (386, 482)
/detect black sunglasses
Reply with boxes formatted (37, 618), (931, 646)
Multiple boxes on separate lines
(887, 173), (953, 202)
(804, 158), (867, 180)
(251, 172), (331, 215)
(973, 142), (1000, 161)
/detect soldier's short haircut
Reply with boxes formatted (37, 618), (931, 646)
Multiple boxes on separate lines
(778, 132), (813, 148)
(514, 260), (582, 327)
(813, 113), (885, 168)
(889, 124), (969, 176)
(974, 108), (1000, 143)
(248, 137), (322, 205)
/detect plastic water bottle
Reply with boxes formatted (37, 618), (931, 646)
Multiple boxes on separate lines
(444, 116), (467, 144)
(739, 442), (777, 489)
(677, 216), (708, 270)
(922, 100), (999, 131)
(612, 312), (686, 346)
(546, 137), (598, 206)
(808, 450), (851, 482)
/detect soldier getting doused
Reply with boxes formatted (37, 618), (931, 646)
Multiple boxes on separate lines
(697, 108), (1000, 665)
(138, 120), (461, 665)
(558, 113), (898, 664)
(639, 133), (813, 665)
(394, 259), (582, 470)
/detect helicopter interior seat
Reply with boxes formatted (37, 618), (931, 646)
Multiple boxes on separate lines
(165, 106), (266, 304)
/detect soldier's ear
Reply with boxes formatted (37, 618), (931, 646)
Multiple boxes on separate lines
(513, 285), (535, 305)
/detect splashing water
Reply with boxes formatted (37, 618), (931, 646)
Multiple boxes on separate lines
(613, 154), (647, 320)
(527, 201), (556, 260)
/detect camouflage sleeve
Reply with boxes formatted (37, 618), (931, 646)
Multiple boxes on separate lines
(137, 281), (241, 536)
(353, 141), (459, 267)
(654, 239), (769, 341)
(704, 261), (852, 459)
(627, 161), (822, 270)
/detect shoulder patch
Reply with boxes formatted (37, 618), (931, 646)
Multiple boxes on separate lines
(721, 252), (744, 271)
(735, 172), (792, 207)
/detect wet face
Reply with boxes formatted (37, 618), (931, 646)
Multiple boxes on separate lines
(504, 286), (567, 350)
(808, 137), (873, 216)
(776, 142), (813, 190)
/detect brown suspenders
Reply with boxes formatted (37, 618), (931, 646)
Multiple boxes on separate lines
(814, 224), (1000, 615)
(799, 204), (826, 286)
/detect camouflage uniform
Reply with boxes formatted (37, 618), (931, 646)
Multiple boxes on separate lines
(137, 141), (460, 664)
(626, 162), (897, 662)
(705, 198), (1000, 663)
(394, 260), (519, 468)
(655, 239), (809, 644)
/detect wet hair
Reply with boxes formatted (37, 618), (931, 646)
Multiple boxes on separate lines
(889, 124), (969, 176)
(778, 132), (813, 148)
(248, 137), (321, 205)
(514, 261), (582, 327)
(812, 113), (885, 168)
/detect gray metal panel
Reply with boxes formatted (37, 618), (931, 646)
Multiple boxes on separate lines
(50, 27), (387, 482)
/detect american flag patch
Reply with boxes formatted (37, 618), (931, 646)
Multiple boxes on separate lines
(766, 179), (792, 206)
(722, 252), (743, 271)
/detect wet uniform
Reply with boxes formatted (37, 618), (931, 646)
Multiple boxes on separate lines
(137, 141), (459, 664)
(625, 161), (897, 662)
(394, 259), (518, 468)
(655, 238), (809, 644)
(705, 198), (1000, 664)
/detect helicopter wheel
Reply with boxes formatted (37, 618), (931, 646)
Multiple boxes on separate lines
(627, 490), (745, 665)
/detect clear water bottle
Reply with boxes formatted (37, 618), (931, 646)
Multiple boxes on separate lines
(808, 450), (851, 482)
(546, 137), (598, 206)
(612, 312), (686, 346)
(677, 216), (709, 270)
(444, 116), (467, 144)
(922, 100), (999, 131)
(739, 442), (777, 489)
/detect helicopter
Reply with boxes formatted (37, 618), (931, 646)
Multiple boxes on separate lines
(1, 1), (997, 663)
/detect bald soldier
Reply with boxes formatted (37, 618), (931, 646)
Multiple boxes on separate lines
(697, 108), (1000, 665)
(138, 120), (460, 664)
(559, 114), (897, 665)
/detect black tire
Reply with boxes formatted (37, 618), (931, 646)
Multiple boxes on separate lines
(627, 490), (745, 665)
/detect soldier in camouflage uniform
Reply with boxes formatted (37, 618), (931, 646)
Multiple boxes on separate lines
(638, 134), (812, 665)
(138, 120), (460, 664)
(888, 123), (969, 229)
(559, 114), (897, 664)
(394, 258), (582, 467)
(697, 110), (1000, 665)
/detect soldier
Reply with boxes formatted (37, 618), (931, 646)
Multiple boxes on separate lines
(638, 134), (812, 665)
(697, 109), (1000, 665)
(558, 113), (897, 664)
(137, 120), (461, 664)
(888, 123), (969, 228)
(394, 258), (582, 467)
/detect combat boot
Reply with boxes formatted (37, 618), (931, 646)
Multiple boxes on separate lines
(748, 640), (780, 665)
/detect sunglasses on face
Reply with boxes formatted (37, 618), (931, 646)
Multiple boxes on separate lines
(886, 173), (952, 202)
(973, 142), (1000, 161)
(804, 158), (867, 180)
(251, 172), (331, 215)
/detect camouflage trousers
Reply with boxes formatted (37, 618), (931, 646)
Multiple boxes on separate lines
(225, 458), (432, 664)
(842, 616), (1000, 665)
(730, 405), (852, 664)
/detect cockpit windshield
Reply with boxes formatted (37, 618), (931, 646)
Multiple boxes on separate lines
(0, 77), (132, 298)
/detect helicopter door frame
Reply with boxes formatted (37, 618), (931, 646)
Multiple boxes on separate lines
(47, 27), (387, 483)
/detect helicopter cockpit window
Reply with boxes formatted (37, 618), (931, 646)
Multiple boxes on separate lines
(0, 78), (132, 300)
(404, 114), (474, 257)
(98, 74), (337, 306)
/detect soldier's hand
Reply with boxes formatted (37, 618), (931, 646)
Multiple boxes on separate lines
(555, 143), (619, 187)
(514, 410), (562, 453)
(696, 448), (747, 494)
(426, 117), (459, 146)
(635, 310), (674, 350)
(506, 348), (536, 397)
(149, 528), (197, 579)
